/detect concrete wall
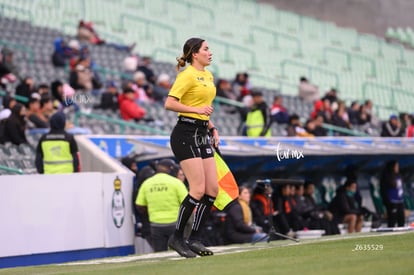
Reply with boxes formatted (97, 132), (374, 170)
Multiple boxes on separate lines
(258, 0), (414, 36)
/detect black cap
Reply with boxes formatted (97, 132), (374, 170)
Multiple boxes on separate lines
(157, 158), (179, 171)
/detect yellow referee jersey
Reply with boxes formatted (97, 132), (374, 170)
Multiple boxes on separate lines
(168, 65), (216, 121)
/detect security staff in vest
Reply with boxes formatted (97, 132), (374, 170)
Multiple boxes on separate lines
(135, 159), (188, 252)
(35, 112), (80, 174)
(246, 90), (271, 137)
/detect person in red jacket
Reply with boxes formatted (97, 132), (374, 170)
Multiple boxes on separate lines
(118, 87), (146, 121)
(406, 115), (414, 137)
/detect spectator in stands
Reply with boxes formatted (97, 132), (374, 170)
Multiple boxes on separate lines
(306, 115), (327, 136)
(77, 20), (135, 53)
(132, 71), (152, 103)
(0, 94), (16, 121)
(406, 114), (414, 137)
(27, 93), (49, 129)
(0, 47), (21, 83)
(69, 57), (94, 92)
(215, 78), (238, 113)
(298, 76), (319, 103)
(381, 114), (404, 137)
(35, 112), (80, 174)
(137, 56), (156, 85)
(287, 114), (314, 137)
(331, 101), (352, 134)
(152, 73), (171, 102)
(224, 185), (268, 244)
(15, 77), (36, 105)
(0, 50), (17, 88)
(302, 180), (339, 235)
(328, 179), (363, 233)
(399, 112), (411, 135)
(245, 90), (271, 137)
(347, 101), (360, 126)
(67, 39), (82, 71)
(1, 103), (27, 145)
(232, 72), (251, 100)
(354, 103), (372, 133)
(216, 78), (237, 101)
(135, 159), (188, 252)
(94, 80), (119, 111)
(314, 114), (328, 136)
(51, 38), (73, 67)
(37, 83), (50, 96)
(311, 97), (332, 124)
(324, 88), (339, 105)
(122, 55), (139, 82)
(304, 119), (317, 136)
(364, 99), (380, 128)
(270, 95), (289, 124)
(39, 95), (55, 123)
(51, 80), (69, 111)
(380, 160), (405, 227)
(118, 87), (146, 121)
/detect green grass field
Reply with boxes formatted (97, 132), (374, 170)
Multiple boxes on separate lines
(2, 231), (414, 275)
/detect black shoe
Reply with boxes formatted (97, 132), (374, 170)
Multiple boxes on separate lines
(168, 235), (197, 258)
(186, 239), (214, 256)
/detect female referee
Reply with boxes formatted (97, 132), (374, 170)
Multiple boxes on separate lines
(164, 37), (219, 258)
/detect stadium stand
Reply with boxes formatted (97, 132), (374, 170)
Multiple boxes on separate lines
(0, 0), (413, 120)
(1, 0), (414, 268)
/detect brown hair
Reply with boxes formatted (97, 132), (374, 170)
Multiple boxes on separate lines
(176, 37), (205, 71)
(238, 184), (251, 195)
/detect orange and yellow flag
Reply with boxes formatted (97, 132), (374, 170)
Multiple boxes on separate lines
(213, 151), (239, 210)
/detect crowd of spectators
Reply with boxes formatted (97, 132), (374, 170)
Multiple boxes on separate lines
(215, 72), (413, 138)
(1, 19), (176, 144)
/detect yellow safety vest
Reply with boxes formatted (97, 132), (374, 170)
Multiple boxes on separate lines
(41, 140), (74, 174)
(246, 109), (271, 137)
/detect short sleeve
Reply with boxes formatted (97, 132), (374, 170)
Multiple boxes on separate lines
(135, 182), (148, 206)
(168, 72), (192, 100)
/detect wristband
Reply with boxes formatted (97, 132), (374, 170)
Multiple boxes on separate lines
(209, 127), (218, 134)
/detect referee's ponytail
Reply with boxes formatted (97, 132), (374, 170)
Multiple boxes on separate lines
(176, 37), (205, 71)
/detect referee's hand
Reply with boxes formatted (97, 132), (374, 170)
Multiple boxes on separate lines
(197, 106), (214, 115)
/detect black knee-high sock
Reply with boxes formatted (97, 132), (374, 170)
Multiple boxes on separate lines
(189, 194), (216, 240)
(174, 195), (199, 238)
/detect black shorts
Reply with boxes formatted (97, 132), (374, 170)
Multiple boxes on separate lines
(170, 117), (214, 162)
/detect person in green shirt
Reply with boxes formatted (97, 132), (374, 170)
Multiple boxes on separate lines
(135, 159), (188, 252)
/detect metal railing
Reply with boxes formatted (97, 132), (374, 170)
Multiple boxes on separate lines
(280, 59), (340, 88)
(395, 67), (414, 84)
(0, 90), (28, 103)
(165, 0), (215, 27)
(248, 25), (303, 56)
(73, 112), (169, 135)
(321, 123), (370, 137)
(322, 47), (377, 77)
(361, 82), (414, 115)
(119, 14), (178, 47)
(0, 3), (33, 22)
(0, 40), (35, 64)
(0, 164), (24, 175)
(213, 96), (245, 108)
(205, 36), (258, 69)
